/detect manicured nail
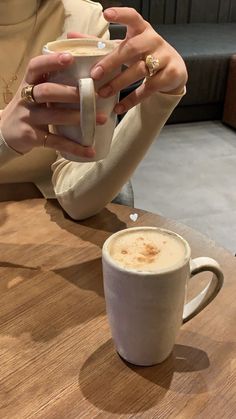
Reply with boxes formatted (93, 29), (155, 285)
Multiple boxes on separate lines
(99, 85), (113, 97)
(104, 9), (117, 21)
(58, 52), (73, 64)
(84, 147), (95, 158)
(114, 104), (125, 114)
(91, 65), (104, 80)
(96, 114), (107, 125)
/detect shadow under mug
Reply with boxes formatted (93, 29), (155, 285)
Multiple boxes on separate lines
(102, 227), (224, 366)
(42, 38), (120, 162)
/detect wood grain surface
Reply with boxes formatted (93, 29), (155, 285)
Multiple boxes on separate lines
(0, 198), (235, 419)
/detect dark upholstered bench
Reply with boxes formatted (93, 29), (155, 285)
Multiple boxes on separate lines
(157, 23), (236, 123)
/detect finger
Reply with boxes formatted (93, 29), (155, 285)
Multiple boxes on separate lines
(67, 31), (98, 39)
(33, 82), (80, 103)
(98, 52), (167, 98)
(90, 30), (158, 81)
(32, 82), (102, 104)
(29, 107), (107, 126)
(104, 8), (148, 36)
(114, 69), (167, 114)
(25, 53), (74, 84)
(98, 60), (148, 98)
(41, 131), (95, 158)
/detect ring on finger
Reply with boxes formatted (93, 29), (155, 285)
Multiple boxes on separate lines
(21, 84), (37, 104)
(145, 55), (160, 77)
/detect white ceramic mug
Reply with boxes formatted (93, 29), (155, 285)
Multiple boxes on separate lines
(43, 38), (120, 162)
(102, 227), (224, 366)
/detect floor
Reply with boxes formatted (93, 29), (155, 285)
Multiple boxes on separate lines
(132, 121), (236, 253)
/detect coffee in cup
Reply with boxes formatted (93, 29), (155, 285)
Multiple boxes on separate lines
(108, 228), (187, 272)
(48, 42), (114, 56)
(102, 227), (224, 366)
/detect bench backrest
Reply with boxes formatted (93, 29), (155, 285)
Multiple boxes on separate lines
(98, 1), (236, 24)
(147, 0), (236, 24)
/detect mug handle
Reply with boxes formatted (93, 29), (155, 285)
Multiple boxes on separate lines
(183, 257), (224, 323)
(78, 78), (96, 147)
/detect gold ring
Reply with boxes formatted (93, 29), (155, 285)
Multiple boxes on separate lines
(145, 55), (160, 77)
(21, 84), (37, 103)
(43, 133), (49, 147)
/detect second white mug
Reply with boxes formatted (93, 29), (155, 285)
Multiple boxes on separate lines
(102, 227), (224, 366)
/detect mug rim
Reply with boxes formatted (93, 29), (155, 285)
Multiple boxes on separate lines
(102, 226), (191, 275)
(43, 38), (117, 57)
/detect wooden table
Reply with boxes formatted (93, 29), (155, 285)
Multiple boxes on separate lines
(0, 199), (236, 418)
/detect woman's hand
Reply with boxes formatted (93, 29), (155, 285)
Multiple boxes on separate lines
(0, 53), (106, 157)
(93, 7), (187, 115)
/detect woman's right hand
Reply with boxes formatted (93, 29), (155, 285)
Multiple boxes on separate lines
(0, 53), (106, 158)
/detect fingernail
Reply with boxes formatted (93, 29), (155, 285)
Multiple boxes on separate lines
(91, 65), (104, 80)
(104, 9), (117, 20)
(58, 52), (73, 64)
(84, 147), (95, 158)
(114, 104), (125, 114)
(96, 114), (107, 125)
(99, 85), (113, 97)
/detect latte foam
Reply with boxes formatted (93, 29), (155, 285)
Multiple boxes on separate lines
(48, 41), (114, 56)
(108, 229), (187, 272)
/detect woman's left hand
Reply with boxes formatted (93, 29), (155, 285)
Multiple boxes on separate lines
(94, 7), (187, 114)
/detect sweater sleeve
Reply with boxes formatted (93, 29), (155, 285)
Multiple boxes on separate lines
(51, 89), (185, 220)
(0, 128), (21, 167)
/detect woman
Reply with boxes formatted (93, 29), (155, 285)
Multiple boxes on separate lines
(0, 0), (187, 219)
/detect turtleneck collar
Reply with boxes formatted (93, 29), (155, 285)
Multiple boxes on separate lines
(0, 0), (39, 25)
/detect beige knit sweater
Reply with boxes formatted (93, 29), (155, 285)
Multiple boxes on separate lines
(0, 0), (184, 219)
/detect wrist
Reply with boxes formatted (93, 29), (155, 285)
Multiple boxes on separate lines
(162, 84), (185, 96)
(0, 125), (23, 156)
